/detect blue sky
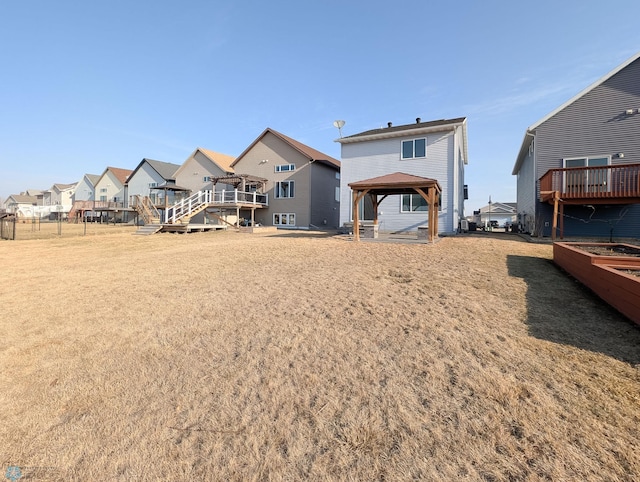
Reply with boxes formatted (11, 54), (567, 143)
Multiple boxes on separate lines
(1, 0), (639, 215)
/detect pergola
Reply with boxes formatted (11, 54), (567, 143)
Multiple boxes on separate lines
(209, 174), (268, 192)
(348, 172), (442, 243)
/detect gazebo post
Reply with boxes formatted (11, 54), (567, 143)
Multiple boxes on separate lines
(352, 189), (360, 241)
(428, 187), (436, 243)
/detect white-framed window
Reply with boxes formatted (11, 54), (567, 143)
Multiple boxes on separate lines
(149, 182), (158, 188)
(275, 164), (295, 172)
(563, 155), (610, 193)
(275, 181), (294, 198)
(203, 176), (210, 182)
(335, 172), (340, 180)
(401, 194), (428, 212)
(100, 188), (107, 193)
(335, 186), (340, 202)
(401, 138), (426, 159)
(273, 213), (295, 225)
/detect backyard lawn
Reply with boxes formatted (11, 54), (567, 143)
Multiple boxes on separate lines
(1, 229), (638, 481)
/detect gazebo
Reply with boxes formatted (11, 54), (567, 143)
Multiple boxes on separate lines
(348, 172), (442, 243)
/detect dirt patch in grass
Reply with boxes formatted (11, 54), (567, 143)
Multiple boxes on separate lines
(1, 231), (639, 480)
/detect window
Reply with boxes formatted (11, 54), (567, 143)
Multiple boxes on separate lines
(275, 181), (294, 198)
(273, 213), (295, 226)
(335, 186), (340, 202)
(203, 176), (210, 182)
(563, 156), (610, 194)
(100, 188), (107, 193)
(335, 172), (340, 180)
(149, 182), (158, 188)
(401, 138), (426, 159)
(401, 194), (428, 212)
(275, 164), (295, 172)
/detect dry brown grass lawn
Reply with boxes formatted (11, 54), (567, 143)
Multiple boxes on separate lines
(1, 230), (639, 481)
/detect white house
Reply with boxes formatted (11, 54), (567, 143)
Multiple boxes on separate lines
(337, 117), (468, 234)
(125, 159), (181, 207)
(72, 174), (100, 202)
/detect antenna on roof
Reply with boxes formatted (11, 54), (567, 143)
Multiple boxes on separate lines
(333, 120), (345, 138)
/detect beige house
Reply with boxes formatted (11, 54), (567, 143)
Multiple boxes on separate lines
(174, 148), (235, 194)
(231, 128), (340, 229)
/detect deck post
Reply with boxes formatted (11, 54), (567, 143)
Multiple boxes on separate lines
(552, 193), (559, 241)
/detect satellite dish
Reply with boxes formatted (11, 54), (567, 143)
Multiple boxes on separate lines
(333, 120), (346, 137)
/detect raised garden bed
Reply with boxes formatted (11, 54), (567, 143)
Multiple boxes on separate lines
(553, 242), (640, 326)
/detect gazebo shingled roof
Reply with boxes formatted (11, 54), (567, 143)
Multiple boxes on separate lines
(348, 172), (442, 243)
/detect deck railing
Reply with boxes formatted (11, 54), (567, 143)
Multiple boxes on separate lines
(539, 163), (640, 201)
(165, 189), (268, 224)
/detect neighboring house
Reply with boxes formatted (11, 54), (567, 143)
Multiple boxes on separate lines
(24, 189), (44, 204)
(230, 128), (341, 229)
(512, 52), (640, 239)
(125, 158), (181, 207)
(73, 174), (100, 202)
(476, 201), (517, 228)
(43, 182), (77, 206)
(337, 117), (468, 234)
(4, 194), (39, 218)
(174, 148), (235, 194)
(94, 167), (132, 205)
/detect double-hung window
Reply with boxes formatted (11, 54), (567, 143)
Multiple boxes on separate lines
(401, 138), (426, 160)
(275, 181), (294, 198)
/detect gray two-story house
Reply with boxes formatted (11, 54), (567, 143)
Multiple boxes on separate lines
(512, 52), (640, 239)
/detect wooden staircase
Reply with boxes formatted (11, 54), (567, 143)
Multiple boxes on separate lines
(132, 195), (161, 224)
(133, 224), (163, 235)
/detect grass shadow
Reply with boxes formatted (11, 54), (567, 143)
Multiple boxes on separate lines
(507, 254), (640, 366)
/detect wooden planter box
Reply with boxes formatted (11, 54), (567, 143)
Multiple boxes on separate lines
(553, 242), (640, 325)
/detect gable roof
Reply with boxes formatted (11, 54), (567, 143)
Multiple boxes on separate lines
(197, 148), (235, 173)
(84, 174), (101, 186)
(513, 52), (640, 175)
(51, 183), (77, 192)
(103, 166), (134, 185)
(7, 194), (38, 204)
(126, 159), (179, 184)
(231, 128), (340, 170)
(338, 117), (468, 164)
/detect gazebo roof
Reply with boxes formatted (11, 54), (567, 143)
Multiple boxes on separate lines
(348, 172), (441, 195)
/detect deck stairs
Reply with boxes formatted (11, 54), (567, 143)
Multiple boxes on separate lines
(164, 189), (268, 224)
(67, 200), (94, 222)
(132, 195), (161, 224)
(133, 224), (163, 235)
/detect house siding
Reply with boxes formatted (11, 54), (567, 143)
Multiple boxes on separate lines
(534, 57), (640, 237)
(309, 162), (340, 228)
(127, 163), (169, 205)
(340, 129), (456, 233)
(175, 151), (232, 194)
(95, 171), (125, 204)
(73, 177), (95, 202)
(233, 131), (312, 228)
(516, 138), (537, 233)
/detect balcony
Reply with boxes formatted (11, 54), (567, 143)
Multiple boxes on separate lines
(539, 163), (640, 204)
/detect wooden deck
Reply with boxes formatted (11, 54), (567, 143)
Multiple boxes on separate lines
(134, 224), (227, 235)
